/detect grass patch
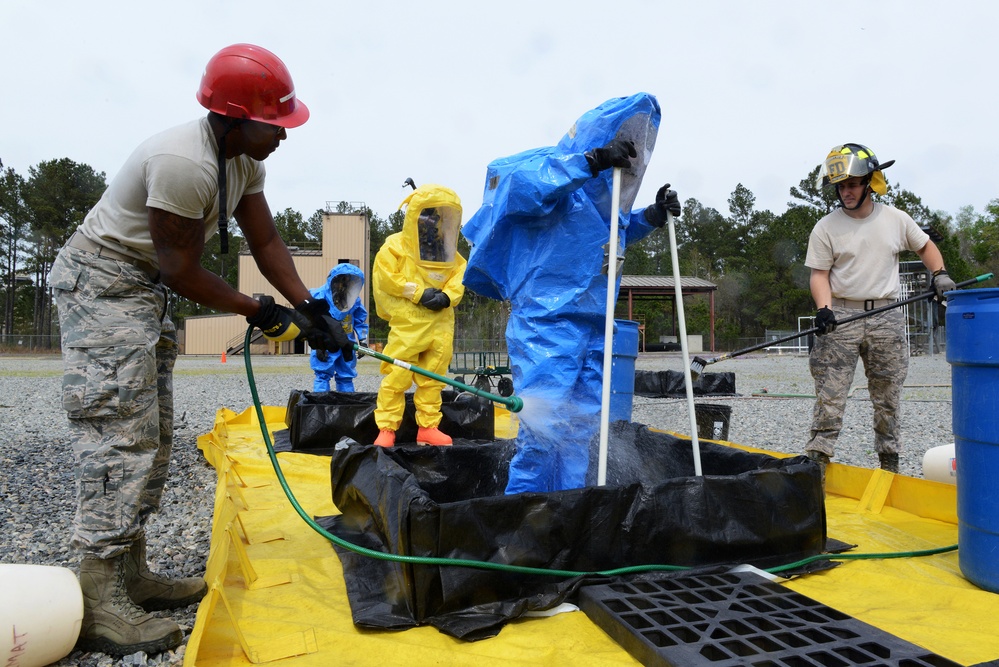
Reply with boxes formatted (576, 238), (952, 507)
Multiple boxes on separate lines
(0, 369), (62, 378)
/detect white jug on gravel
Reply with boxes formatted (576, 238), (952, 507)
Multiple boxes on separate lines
(922, 443), (957, 485)
(0, 564), (83, 667)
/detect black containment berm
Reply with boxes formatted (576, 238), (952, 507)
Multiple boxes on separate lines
(316, 421), (826, 641)
(634, 370), (736, 398)
(282, 389), (493, 451)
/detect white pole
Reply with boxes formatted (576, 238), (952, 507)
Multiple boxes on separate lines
(667, 210), (703, 476)
(597, 167), (622, 487)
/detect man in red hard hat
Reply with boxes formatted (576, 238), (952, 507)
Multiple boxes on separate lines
(48, 44), (352, 656)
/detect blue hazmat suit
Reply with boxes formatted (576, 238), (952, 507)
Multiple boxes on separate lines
(462, 92), (663, 493)
(308, 263), (369, 392)
(373, 184), (466, 433)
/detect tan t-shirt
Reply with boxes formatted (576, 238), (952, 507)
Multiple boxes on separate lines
(78, 117), (265, 268)
(805, 203), (929, 301)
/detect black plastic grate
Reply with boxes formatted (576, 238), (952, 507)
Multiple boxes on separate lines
(578, 571), (963, 667)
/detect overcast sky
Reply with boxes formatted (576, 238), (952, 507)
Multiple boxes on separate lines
(3, 1), (997, 227)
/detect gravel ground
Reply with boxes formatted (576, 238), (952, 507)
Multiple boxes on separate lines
(0, 349), (955, 666)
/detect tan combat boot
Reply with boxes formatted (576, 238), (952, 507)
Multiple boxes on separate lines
(77, 554), (183, 656)
(806, 449), (830, 488)
(878, 452), (900, 474)
(125, 536), (207, 611)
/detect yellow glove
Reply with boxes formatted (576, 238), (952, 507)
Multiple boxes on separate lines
(246, 295), (302, 342)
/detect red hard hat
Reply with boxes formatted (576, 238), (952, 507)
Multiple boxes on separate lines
(196, 44), (309, 128)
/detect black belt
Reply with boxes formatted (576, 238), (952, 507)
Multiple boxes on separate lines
(831, 297), (895, 311)
(66, 232), (160, 282)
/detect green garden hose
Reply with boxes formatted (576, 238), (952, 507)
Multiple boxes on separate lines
(355, 342), (523, 413)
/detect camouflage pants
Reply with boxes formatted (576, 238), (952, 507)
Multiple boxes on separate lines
(806, 307), (908, 458)
(50, 247), (177, 559)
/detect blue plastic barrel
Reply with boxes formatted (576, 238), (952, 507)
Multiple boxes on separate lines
(946, 288), (999, 593)
(610, 320), (639, 422)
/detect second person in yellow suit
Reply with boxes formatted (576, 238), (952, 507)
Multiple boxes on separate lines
(372, 184), (466, 447)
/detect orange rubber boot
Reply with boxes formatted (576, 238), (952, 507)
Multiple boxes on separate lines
(416, 427), (452, 447)
(374, 430), (396, 447)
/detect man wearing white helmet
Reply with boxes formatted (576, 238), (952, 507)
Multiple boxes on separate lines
(804, 143), (955, 482)
(48, 44), (352, 655)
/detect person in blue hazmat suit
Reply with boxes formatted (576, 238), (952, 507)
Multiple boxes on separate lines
(462, 92), (680, 493)
(308, 263), (369, 392)
(372, 184), (467, 447)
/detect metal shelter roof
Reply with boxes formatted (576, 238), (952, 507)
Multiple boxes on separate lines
(617, 275), (718, 352)
(620, 275), (718, 291)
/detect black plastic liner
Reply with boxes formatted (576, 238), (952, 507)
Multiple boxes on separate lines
(283, 389), (494, 451)
(634, 369), (737, 397)
(316, 421), (825, 641)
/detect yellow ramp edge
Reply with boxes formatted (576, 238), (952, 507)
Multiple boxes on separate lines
(185, 407), (999, 666)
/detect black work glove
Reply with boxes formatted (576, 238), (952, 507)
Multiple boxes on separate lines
(295, 298), (354, 361)
(419, 287), (451, 311)
(931, 269), (957, 302)
(643, 183), (682, 228)
(315, 349), (329, 363)
(246, 295), (302, 342)
(814, 307), (837, 335)
(584, 139), (636, 175)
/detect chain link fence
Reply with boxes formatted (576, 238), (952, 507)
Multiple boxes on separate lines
(0, 334), (61, 352)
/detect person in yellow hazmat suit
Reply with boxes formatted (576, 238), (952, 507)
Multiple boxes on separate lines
(372, 184), (466, 447)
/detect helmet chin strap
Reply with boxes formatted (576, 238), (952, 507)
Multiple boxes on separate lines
(215, 117), (240, 254)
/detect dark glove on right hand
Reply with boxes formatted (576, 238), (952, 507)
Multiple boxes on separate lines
(315, 349), (329, 363)
(295, 298), (354, 361)
(643, 183), (682, 228)
(419, 287), (451, 311)
(931, 269), (957, 302)
(584, 139), (637, 175)
(246, 296), (302, 342)
(814, 307), (837, 336)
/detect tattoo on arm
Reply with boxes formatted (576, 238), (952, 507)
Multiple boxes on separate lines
(149, 208), (205, 271)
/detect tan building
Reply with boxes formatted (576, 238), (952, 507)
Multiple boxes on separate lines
(183, 210), (369, 355)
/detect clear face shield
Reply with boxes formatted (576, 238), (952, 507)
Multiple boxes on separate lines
(815, 153), (871, 189)
(816, 151), (891, 198)
(614, 112), (657, 215)
(330, 273), (362, 311)
(417, 206), (460, 263)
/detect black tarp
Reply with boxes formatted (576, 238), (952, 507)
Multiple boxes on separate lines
(315, 421), (825, 641)
(633, 369), (737, 397)
(283, 389), (494, 451)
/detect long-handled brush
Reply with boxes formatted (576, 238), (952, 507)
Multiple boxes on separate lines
(597, 167), (623, 486)
(355, 343), (524, 413)
(689, 273), (994, 379)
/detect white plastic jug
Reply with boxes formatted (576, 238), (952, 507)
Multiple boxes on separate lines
(922, 443), (957, 485)
(0, 564), (83, 667)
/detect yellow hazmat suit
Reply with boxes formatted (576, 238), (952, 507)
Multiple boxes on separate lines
(373, 185), (466, 435)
